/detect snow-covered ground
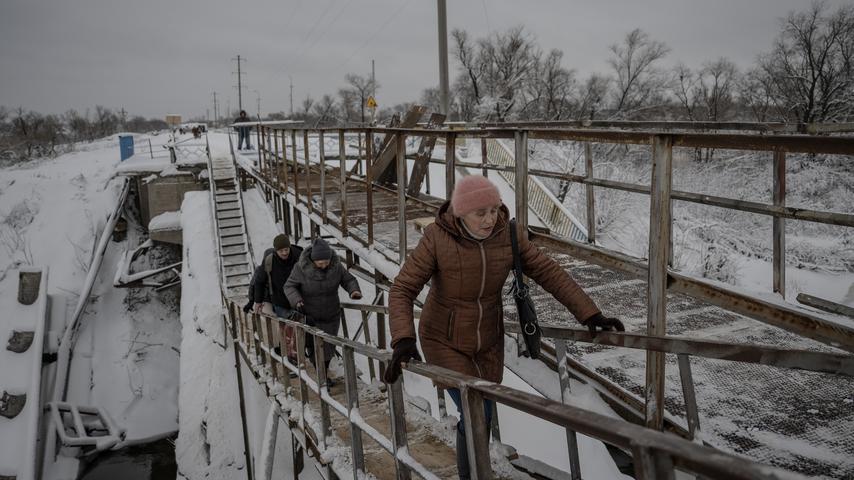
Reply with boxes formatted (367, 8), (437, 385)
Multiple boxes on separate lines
(0, 133), (183, 479)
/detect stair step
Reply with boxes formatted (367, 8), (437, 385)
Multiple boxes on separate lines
(225, 265), (251, 277)
(221, 245), (248, 256)
(220, 236), (246, 247)
(217, 211), (242, 221)
(218, 226), (244, 237)
(218, 218), (243, 229)
(223, 256), (250, 267)
(217, 202), (240, 211)
(216, 194), (239, 203)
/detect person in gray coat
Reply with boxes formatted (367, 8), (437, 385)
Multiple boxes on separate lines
(284, 238), (362, 382)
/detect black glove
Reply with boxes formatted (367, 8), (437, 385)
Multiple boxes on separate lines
(383, 338), (421, 384)
(585, 313), (625, 335)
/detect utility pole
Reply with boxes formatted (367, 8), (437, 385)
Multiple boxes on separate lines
(289, 75), (294, 117)
(371, 59), (376, 97)
(437, 0), (450, 116)
(212, 91), (219, 128)
(253, 89), (261, 119)
(233, 55), (246, 112)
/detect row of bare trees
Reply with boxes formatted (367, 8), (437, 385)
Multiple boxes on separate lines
(267, 3), (851, 126)
(445, 2), (853, 123)
(0, 105), (167, 162)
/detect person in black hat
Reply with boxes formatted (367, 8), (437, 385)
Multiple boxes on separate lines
(284, 238), (362, 386)
(247, 234), (303, 362)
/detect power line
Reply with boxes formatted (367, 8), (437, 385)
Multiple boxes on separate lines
(341, 0), (415, 69)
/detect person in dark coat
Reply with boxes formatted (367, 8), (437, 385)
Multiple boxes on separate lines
(284, 238), (362, 383)
(233, 110), (253, 150)
(250, 234), (303, 362)
(386, 175), (624, 479)
(252, 234), (302, 316)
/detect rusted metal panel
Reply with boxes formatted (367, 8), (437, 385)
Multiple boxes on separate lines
(646, 135), (673, 430)
(406, 113), (446, 196)
(372, 106), (427, 184)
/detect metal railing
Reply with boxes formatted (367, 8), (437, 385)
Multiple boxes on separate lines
(222, 296), (816, 480)
(226, 120), (854, 477)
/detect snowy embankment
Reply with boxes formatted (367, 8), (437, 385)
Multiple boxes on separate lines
(1, 134), (183, 479)
(175, 191), (246, 479)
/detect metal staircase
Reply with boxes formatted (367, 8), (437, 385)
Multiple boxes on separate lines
(483, 138), (589, 242)
(208, 153), (252, 299)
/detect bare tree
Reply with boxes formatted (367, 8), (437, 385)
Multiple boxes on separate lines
(312, 94), (338, 126)
(522, 49), (576, 120)
(301, 95), (314, 117)
(608, 28), (671, 118)
(478, 26), (538, 121)
(759, 2), (854, 123)
(672, 63), (702, 121)
(452, 28), (485, 117)
(576, 74), (611, 121)
(699, 58), (739, 121)
(340, 73), (378, 124)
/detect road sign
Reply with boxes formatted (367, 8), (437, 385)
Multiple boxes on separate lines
(366, 96), (378, 109)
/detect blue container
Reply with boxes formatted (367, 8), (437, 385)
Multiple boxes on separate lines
(119, 135), (134, 161)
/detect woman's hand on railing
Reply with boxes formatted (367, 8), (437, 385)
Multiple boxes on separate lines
(350, 291), (363, 300)
(584, 313), (625, 335)
(383, 338), (421, 384)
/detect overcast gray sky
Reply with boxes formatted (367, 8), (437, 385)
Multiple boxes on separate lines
(1, 0), (848, 120)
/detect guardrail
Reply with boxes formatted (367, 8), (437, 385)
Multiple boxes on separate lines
(235, 121), (854, 433)
(221, 296), (813, 480)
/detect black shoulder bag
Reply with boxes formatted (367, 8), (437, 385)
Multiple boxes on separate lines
(509, 219), (541, 359)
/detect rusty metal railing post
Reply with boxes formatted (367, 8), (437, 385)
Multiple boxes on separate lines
(281, 130), (292, 237)
(397, 133), (407, 263)
(631, 441), (674, 480)
(584, 142), (596, 244)
(514, 130), (529, 230)
(773, 149), (786, 298)
(645, 134), (673, 431)
(460, 386), (492, 480)
(313, 335), (332, 449)
(291, 130), (300, 206)
(365, 129), (375, 246)
(677, 354), (702, 442)
(481, 138), (489, 177)
(554, 339), (582, 480)
(304, 130), (312, 215)
(318, 131), (327, 223)
(339, 129), (348, 236)
(342, 345), (366, 477)
(295, 325), (309, 431)
(387, 377), (412, 480)
(445, 132), (456, 199)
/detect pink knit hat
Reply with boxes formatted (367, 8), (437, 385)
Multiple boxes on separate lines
(450, 175), (502, 216)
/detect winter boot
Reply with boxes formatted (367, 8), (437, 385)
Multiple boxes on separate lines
(456, 424), (471, 480)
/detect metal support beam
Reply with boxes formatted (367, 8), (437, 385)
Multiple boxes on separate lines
(514, 131), (529, 230)
(773, 150), (786, 297)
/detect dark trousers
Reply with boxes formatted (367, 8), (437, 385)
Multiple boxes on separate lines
(237, 128), (251, 149)
(447, 388), (494, 479)
(304, 315), (340, 367)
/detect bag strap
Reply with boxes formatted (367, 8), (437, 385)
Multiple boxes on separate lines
(509, 219), (525, 292)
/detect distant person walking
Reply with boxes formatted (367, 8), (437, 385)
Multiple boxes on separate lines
(284, 238), (362, 385)
(233, 110), (252, 150)
(385, 175), (624, 479)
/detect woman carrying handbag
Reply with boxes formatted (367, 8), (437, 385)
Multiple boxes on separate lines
(385, 175), (623, 479)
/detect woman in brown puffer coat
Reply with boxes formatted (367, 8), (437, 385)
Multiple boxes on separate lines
(385, 175), (623, 480)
